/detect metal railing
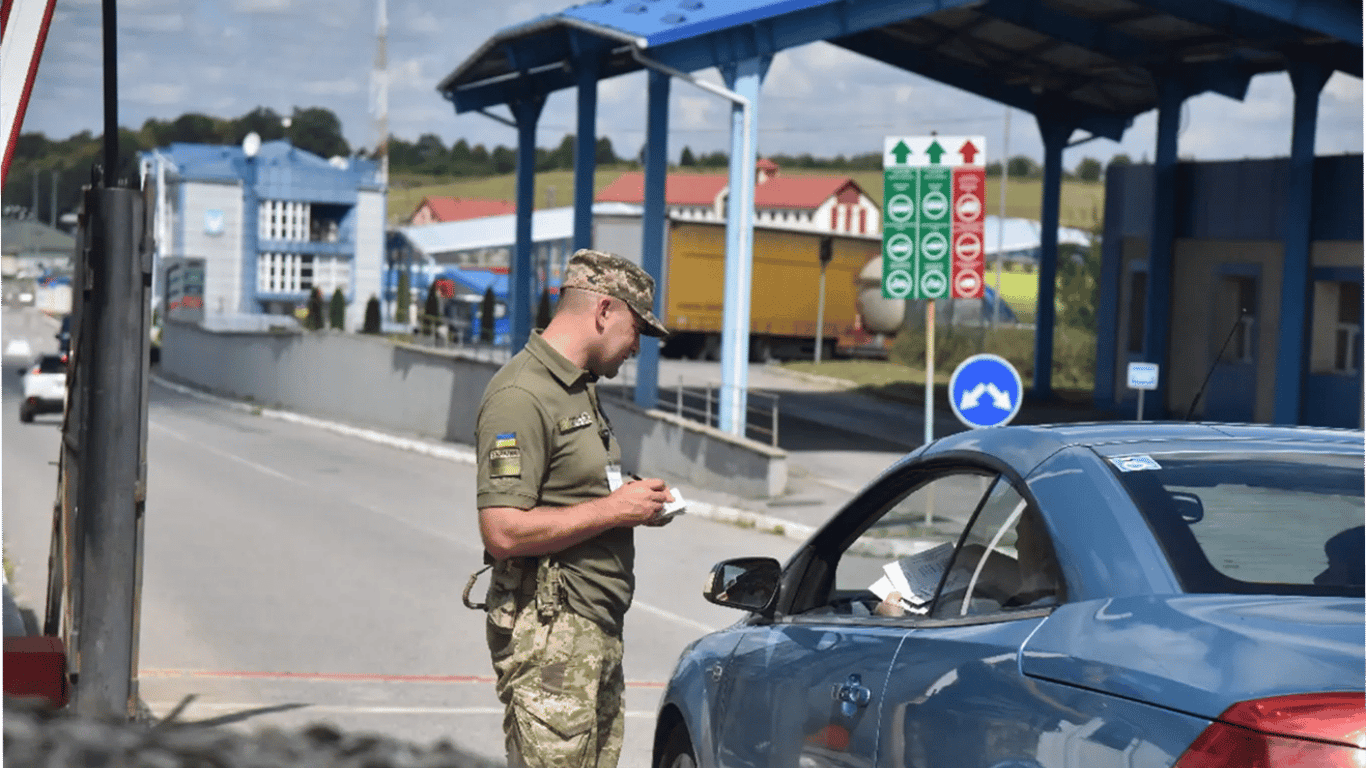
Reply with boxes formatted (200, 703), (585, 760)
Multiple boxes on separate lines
(603, 364), (780, 447)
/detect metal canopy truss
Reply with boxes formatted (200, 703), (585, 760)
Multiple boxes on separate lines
(439, 0), (1360, 128)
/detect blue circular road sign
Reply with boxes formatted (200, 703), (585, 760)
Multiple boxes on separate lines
(949, 353), (1023, 428)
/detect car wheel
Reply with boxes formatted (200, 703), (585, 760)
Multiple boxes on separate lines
(19, 403), (33, 423)
(658, 724), (696, 768)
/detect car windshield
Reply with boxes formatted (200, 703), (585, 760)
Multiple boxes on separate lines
(1108, 449), (1364, 597)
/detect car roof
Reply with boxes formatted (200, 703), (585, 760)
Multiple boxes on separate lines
(922, 422), (1363, 478)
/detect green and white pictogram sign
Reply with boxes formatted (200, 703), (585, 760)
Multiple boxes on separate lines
(882, 135), (986, 299)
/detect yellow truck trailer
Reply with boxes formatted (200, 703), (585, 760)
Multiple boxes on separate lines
(658, 220), (884, 361)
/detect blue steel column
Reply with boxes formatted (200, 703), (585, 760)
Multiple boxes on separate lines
(1093, 163), (1126, 410)
(719, 57), (768, 435)
(1142, 77), (1184, 418)
(1032, 116), (1070, 400)
(573, 54), (600, 252)
(240, 155), (259, 314)
(636, 70), (669, 409)
(510, 94), (545, 353)
(1274, 62), (1329, 424)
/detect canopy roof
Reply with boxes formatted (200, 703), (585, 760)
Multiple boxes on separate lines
(438, 0), (1360, 140)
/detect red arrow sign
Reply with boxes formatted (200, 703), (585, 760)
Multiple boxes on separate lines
(958, 140), (979, 165)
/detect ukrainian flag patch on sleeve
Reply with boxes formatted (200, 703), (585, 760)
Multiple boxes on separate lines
(495, 432), (517, 448)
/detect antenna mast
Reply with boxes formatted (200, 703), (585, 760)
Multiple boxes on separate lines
(372, 0), (388, 187)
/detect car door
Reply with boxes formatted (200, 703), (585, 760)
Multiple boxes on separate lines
(878, 476), (1068, 768)
(712, 467), (1001, 768)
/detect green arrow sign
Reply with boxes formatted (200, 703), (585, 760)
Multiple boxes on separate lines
(890, 141), (912, 164)
(925, 140), (945, 164)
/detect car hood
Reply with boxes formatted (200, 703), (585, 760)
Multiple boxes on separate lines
(1021, 594), (1364, 721)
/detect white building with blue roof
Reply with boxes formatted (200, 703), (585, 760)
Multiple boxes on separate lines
(141, 139), (385, 331)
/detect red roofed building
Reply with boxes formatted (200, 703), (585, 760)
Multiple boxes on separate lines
(409, 196), (517, 225)
(595, 160), (880, 237)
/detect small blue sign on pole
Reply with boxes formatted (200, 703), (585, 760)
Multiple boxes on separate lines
(949, 353), (1023, 428)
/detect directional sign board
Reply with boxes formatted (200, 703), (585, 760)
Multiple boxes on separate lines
(949, 353), (1023, 428)
(882, 135), (986, 300)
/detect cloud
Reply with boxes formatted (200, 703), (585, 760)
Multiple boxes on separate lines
(129, 83), (190, 107)
(231, 0), (292, 12)
(126, 11), (185, 33)
(300, 78), (364, 96)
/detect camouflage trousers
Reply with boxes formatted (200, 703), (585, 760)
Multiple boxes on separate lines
(486, 565), (625, 768)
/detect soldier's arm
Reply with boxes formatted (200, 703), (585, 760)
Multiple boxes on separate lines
(480, 478), (670, 561)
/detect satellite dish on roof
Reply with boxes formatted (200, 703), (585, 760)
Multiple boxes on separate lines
(243, 132), (261, 158)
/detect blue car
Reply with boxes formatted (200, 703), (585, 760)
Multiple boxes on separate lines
(654, 423), (1364, 768)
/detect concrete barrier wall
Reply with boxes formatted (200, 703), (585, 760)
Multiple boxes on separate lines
(160, 321), (786, 498)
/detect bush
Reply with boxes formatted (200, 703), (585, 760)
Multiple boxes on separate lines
(536, 288), (552, 330)
(889, 324), (1097, 390)
(329, 288), (346, 330)
(363, 294), (381, 334)
(396, 270), (410, 325)
(421, 282), (440, 335)
(304, 288), (324, 331)
(479, 287), (496, 343)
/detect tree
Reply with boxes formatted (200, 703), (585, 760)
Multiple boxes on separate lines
(679, 146), (696, 167)
(1057, 234), (1102, 330)
(491, 145), (516, 174)
(595, 136), (618, 165)
(396, 270), (411, 325)
(1075, 157), (1103, 182)
(1007, 155), (1040, 178)
(231, 107), (287, 144)
(329, 288), (346, 330)
(550, 134), (575, 170)
(304, 288), (325, 331)
(1108, 153), (1132, 168)
(170, 113), (226, 144)
(536, 288), (552, 330)
(363, 294), (381, 334)
(479, 287), (496, 343)
(288, 107), (350, 158)
(422, 282), (440, 335)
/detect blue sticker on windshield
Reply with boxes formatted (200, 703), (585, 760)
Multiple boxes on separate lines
(1110, 455), (1162, 472)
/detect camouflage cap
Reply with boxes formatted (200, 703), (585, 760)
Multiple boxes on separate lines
(562, 249), (669, 337)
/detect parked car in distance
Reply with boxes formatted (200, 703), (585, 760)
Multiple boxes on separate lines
(654, 423), (1365, 768)
(20, 353), (67, 423)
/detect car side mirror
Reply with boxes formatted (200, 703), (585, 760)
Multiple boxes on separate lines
(1171, 491), (1204, 523)
(704, 557), (781, 613)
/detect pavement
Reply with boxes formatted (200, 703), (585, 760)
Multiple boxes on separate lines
(150, 358), (1117, 545)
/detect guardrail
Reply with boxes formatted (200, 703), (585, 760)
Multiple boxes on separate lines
(606, 365), (780, 448)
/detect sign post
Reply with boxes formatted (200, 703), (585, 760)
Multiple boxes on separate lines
(883, 135), (985, 445)
(1127, 362), (1160, 421)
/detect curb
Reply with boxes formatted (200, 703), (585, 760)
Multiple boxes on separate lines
(150, 375), (815, 542)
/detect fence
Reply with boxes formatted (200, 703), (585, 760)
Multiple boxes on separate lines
(604, 364), (780, 448)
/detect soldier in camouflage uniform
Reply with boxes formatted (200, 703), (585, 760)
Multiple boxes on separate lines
(474, 249), (675, 768)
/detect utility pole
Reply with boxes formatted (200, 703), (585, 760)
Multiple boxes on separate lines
(65, 0), (152, 721)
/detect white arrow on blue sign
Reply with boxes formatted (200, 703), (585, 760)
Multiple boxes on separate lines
(949, 353), (1024, 428)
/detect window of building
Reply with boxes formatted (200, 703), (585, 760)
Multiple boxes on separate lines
(1219, 274), (1257, 364)
(1335, 282), (1362, 375)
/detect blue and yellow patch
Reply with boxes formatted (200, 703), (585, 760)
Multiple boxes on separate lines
(495, 432), (517, 449)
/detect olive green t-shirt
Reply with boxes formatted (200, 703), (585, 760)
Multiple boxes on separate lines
(475, 331), (633, 634)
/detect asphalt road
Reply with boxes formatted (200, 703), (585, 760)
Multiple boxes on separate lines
(0, 307), (801, 767)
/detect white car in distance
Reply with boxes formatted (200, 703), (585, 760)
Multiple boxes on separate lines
(19, 353), (67, 423)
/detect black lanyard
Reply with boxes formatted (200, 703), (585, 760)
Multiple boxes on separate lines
(586, 384), (613, 453)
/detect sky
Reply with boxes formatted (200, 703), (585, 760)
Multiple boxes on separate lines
(20, 0), (1365, 172)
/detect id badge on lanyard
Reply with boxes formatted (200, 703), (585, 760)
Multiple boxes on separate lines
(606, 462), (624, 491)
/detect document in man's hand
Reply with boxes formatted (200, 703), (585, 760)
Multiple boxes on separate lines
(658, 488), (688, 519)
(869, 542), (962, 610)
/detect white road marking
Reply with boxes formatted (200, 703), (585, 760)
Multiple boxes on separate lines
(631, 601), (716, 634)
(151, 420), (297, 483)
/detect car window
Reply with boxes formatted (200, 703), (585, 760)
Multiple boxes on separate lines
(820, 470), (997, 618)
(931, 480), (1062, 619)
(1108, 450), (1364, 596)
(38, 356), (65, 374)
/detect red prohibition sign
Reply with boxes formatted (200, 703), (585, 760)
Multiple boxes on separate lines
(954, 269), (982, 298)
(954, 231), (983, 263)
